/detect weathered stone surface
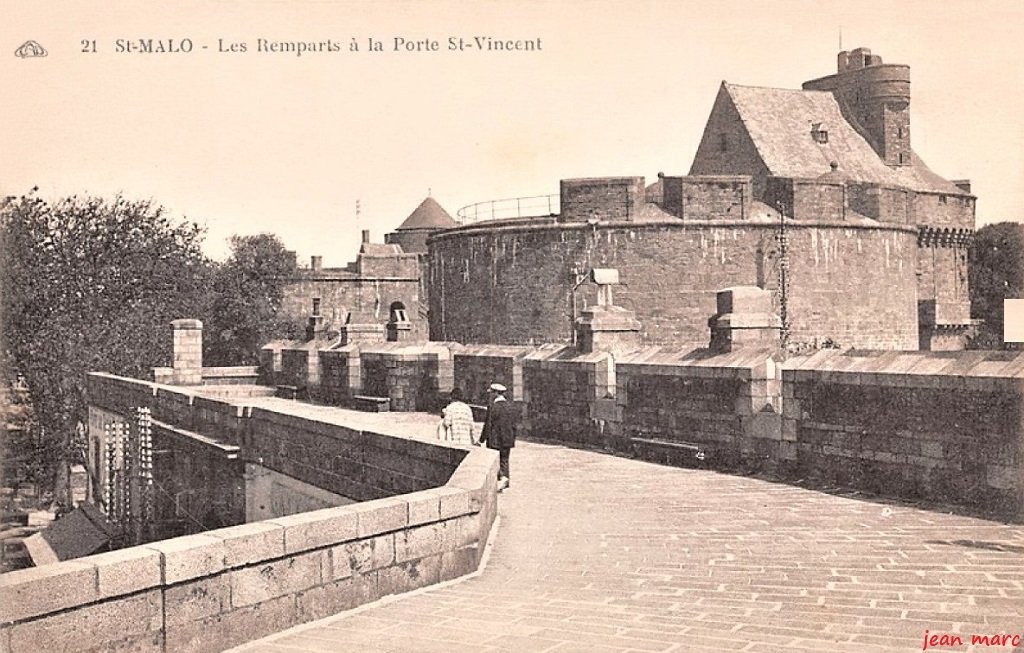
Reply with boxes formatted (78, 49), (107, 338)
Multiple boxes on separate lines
(0, 560), (98, 623)
(145, 534), (226, 585)
(213, 521), (286, 568)
(88, 546), (163, 600)
(332, 533), (395, 579)
(6, 590), (162, 653)
(230, 551), (326, 608)
(377, 554), (442, 597)
(164, 574), (231, 626)
(164, 593), (298, 653)
(354, 496), (409, 538)
(266, 505), (357, 555)
(406, 488), (443, 526)
(439, 545), (480, 582)
(394, 520), (459, 563)
(295, 573), (380, 623)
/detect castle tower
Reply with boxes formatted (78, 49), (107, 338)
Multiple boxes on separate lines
(385, 196), (458, 254)
(803, 47), (911, 167)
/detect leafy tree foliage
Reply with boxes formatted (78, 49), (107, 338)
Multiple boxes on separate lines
(205, 233), (300, 366)
(969, 221), (1024, 348)
(0, 192), (213, 486)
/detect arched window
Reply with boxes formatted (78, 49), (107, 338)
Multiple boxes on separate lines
(389, 301), (408, 323)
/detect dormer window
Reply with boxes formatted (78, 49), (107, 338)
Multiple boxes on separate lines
(810, 122), (828, 144)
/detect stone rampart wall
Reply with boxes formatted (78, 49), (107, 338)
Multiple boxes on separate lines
(4, 374), (499, 653)
(453, 345), (535, 404)
(0, 451), (497, 653)
(784, 352), (1024, 517)
(428, 220), (919, 350)
(255, 345), (1024, 524)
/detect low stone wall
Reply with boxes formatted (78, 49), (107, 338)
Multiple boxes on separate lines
(453, 345), (534, 403)
(617, 348), (781, 468)
(521, 347), (614, 448)
(153, 366), (261, 386)
(245, 408), (464, 501)
(319, 346), (361, 405)
(357, 344), (455, 411)
(784, 350), (1024, 518)
(0, 440), (498, 653)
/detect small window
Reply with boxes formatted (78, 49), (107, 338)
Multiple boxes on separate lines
(897, 127), (904, 139)
(898, 153), (907, 164)
(810, 123), (828, 144)
(939, 195), (947, 205)
(719, 132), (728, 152)
(389, 301), (408, 323)
(312, 297), (321, 317)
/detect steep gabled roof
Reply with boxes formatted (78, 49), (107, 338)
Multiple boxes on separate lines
(359, 242), (404, 256)
(721, 83), (965, 195)
(26, 503), (117, 564)
(396, 197), (458, 231)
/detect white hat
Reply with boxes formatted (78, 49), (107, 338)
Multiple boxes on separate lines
(488, 383), (507, 393)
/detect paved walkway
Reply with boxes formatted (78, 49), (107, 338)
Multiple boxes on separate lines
(234, 441), (1024, 653)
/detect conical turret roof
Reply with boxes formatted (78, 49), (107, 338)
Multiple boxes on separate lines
(396, 196), (458, 231)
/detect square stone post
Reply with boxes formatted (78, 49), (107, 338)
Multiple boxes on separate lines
(171, 319), (203, 385)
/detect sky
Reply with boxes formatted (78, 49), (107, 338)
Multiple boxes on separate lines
(3, 0), (1022, 264)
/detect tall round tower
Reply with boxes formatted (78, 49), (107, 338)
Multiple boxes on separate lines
(803, 47), (912, 167)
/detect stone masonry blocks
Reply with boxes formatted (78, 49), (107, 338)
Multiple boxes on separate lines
(88, 546), (163, 600)
(0, 560), (99, 624)
(230, 551), (327, 608)
(355, 496), (410, 538)
(266, 506), (358, 555)
(144, 534), (227, 585)
(6, 590), (163, 653)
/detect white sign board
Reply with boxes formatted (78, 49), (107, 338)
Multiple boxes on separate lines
(1004, 298), (1024, 343)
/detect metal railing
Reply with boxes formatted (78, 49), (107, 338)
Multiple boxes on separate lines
(455, 194), (560, 224)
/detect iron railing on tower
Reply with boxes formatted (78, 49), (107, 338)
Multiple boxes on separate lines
(456, 194), (560, 224)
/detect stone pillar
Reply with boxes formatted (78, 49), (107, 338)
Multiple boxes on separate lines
(340, 323), (386, 346)
(386, 319), (413, 342)
(708, 287), (781, 353)
(171, 319), (203, 385)
(305, 315), (326, 341)
(575, 269), (642, 357)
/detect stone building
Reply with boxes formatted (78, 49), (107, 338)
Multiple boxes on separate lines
(428, 47), (976, 351)
(277, 48), (974, 353)
(279, 196), (456, 342)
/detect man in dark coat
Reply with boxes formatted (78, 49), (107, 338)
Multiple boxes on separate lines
(479, 383), (516, 491)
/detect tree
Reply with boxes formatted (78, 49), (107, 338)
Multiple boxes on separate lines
(0, 192), (213, 491)
(969, 221), (1024, 348)
(205, 233), (299, 366)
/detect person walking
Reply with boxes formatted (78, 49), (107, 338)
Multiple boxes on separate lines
(479, 383), (516, 491)
(437, 387), (476, 447)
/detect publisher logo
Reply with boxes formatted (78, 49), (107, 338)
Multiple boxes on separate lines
(15, 40), (47, 58)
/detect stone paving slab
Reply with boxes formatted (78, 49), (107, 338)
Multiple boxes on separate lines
(232, 441), (1024, 653)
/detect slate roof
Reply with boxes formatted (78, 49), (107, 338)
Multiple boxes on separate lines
(29, 503), (117, 563)
(359, 242), (404, 256)
(722, 83), (966, 195)
(395, 197), (458, 231)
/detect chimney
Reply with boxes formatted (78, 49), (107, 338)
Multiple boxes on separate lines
(310, 255), (323, 271)
(361, 229), (370, 244)
(170, 319), (203, 385)
(708, 287), (781, 353)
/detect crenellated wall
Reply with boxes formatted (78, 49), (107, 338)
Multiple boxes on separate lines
(559, 177), (647, 223)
